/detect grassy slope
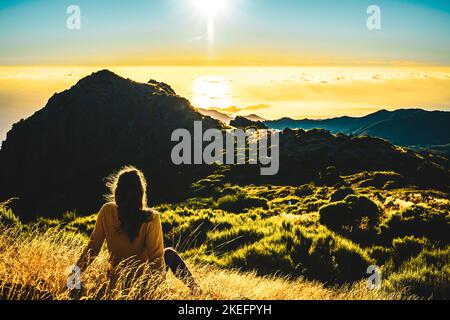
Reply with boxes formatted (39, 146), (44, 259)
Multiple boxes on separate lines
(1, 171), (449, 300)
(0, 225), (402, 300)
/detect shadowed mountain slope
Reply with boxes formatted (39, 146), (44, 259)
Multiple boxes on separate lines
(265, 109), (450, 147)
(0, 70), (223, 219)
(197, 108), (234, 124)
(230, 116), (268, 129)
(210, 128), (449, 191)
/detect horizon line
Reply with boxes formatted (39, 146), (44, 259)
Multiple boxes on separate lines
(2, 62), (450, 69)
(211, 107), (450, 121)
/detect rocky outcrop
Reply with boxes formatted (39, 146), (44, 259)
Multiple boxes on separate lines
(230, 116), (268, 130)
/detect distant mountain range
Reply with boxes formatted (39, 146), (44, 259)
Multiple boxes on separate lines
(197, 108), (234, 123)
(264, 109), (450, 148)
(197, 108), (266, 124)
(198, 107), (450, 149)
(230, 116), (268, 129)
(244, 114), (266, 122)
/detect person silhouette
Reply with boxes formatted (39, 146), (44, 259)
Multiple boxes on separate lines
(75, 166), (198, 293)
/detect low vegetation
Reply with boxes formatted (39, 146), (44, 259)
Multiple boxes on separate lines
(1, 171), (449, 300)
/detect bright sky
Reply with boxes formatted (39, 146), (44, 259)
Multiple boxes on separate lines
(0, 0), (449, 66)
(1, 1), (450, 142)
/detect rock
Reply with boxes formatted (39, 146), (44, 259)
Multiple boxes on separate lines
(230, 116), (268, 130)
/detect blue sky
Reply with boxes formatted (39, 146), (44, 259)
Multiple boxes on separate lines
(0, 0), (449, 65)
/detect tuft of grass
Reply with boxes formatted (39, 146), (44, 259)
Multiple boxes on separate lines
(380, 204), (450, 244)
(0, 200), (22, 229)
(384, 247), (450, 299)
(217, 192), (268, 213)
(0, 224), (405, 300)
(2, 177), (449, 300)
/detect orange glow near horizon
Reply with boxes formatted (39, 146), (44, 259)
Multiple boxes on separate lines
(1, 64), (450, 142)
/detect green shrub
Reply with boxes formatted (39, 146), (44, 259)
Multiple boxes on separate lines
(357, 172), (404, 189)
(295, 184), (315, 197)
(319, 195), (379, 234)
(385, 247), (450, 299)
(320, 166), (342, 184)
(162, 214), (215, 251)
(220, 185), (243, 196)
(332, 239), (374, 283)
(179, 197), (216, 209)
(392, 236), (429, 265)
(380, 205), (450, 244)
(190, 174), (225, 197)
(0, 205), (22, 229)
(65, 215), (97, 235)
(206, 226), (265, 255)
(319, 202), (351, 229)
(36, 217), (62, 230)
(289, 226), (373, 283)
(62, 211), (77, 222)
(223, 239), (293, 276)
(383, 180), (403, 189)
(217, 192), (268, 213)
(329, 188), (355, 202)
(368, 246), (393, 265)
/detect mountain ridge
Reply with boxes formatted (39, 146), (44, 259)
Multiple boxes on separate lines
(196, 108), (266, 124)
(0, 70), (448, 220)
(0, 70), (223, 219)
(264, 108), (450, 147)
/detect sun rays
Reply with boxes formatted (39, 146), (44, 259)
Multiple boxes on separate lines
(190, 0), (233, 51)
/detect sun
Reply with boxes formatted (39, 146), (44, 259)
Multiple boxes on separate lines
(194, 76), (232, 109)
(189, 0), (233, 48)
(193, 0), (227, 17)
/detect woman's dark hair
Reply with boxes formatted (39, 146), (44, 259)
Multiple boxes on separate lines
(106, 166), (152, 242)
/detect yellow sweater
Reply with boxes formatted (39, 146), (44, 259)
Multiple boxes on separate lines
(89, 202), (165, 271)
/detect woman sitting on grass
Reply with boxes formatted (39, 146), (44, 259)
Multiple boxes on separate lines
(76, 166), (197, 292)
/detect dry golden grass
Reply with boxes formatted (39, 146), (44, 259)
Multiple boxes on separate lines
(0, 225), (408, 300)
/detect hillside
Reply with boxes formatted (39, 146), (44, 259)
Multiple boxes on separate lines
(0, 70), (224, 220)
(0, 221), (402, 300)
(243, 114), (266, 122)
(1, 171), (448, 300)
(196, 108), (266, 124)
(265, 109), (450, 148)
(230, 116), (268, 129)
(354, 111), (450, 146)
(214, 128), (449, 191)
(1, 71), (448, 221)
(0, 70), (449, 299)
(197, 108), (234, 124)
